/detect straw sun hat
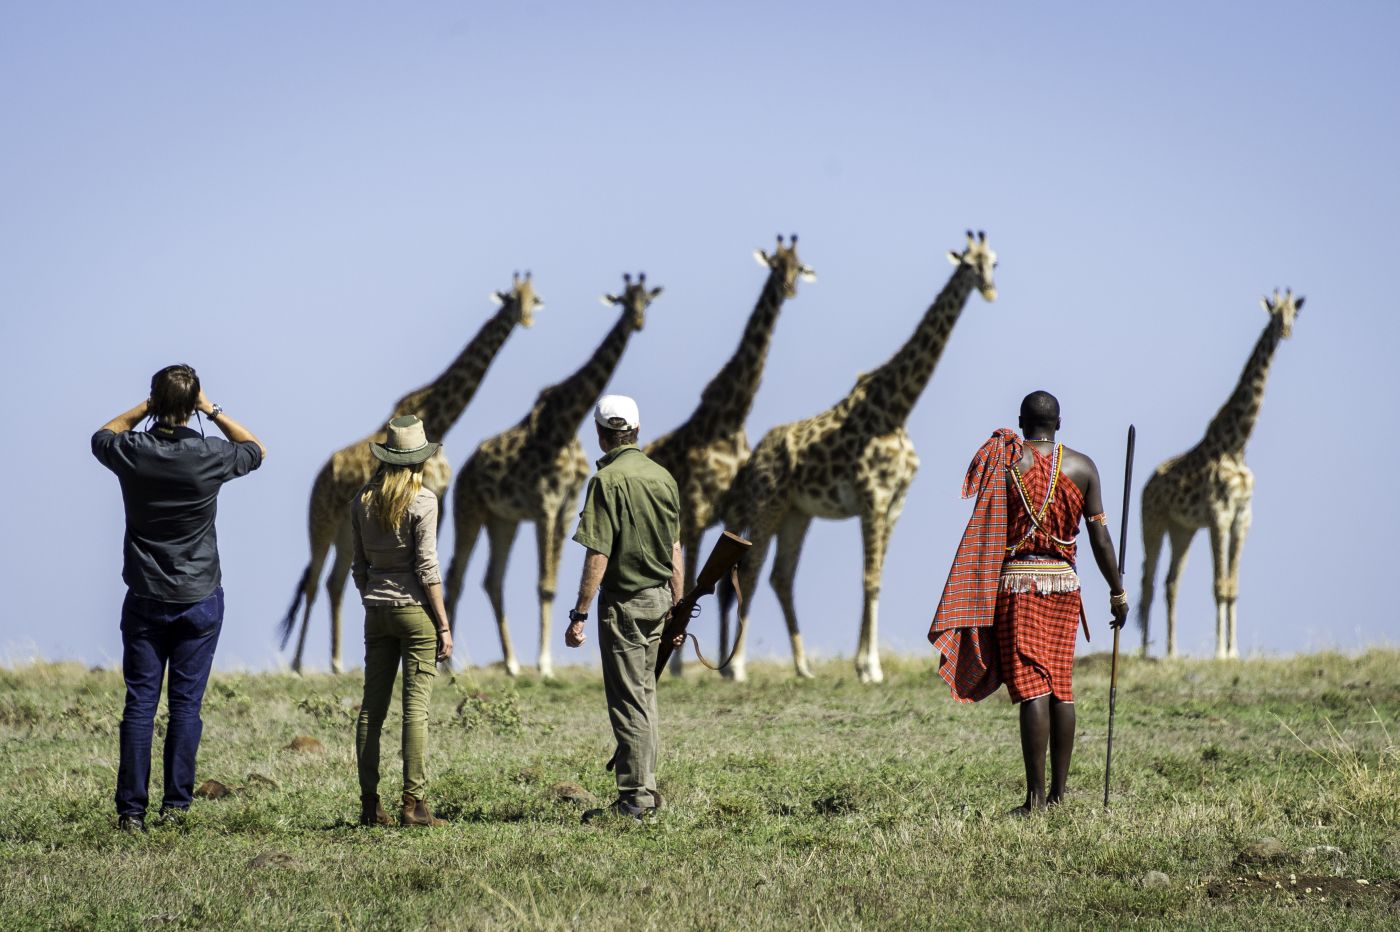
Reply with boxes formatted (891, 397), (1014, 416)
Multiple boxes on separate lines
(370, 415), (440, 466)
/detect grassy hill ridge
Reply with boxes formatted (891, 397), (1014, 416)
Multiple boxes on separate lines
(1, 651), (1397, 929)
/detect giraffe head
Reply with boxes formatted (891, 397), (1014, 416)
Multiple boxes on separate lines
(600, 272), (663, 329)
(491, 270), (544, 328)
(753, 233), (817, 297)
(946, 230), (998, 301)
(1261, 288), (1304, 338)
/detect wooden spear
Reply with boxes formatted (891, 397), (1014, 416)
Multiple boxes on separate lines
(1104, 424), (1135, 810)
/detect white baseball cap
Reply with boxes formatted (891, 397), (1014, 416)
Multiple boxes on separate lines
(594, 394), (640, 431)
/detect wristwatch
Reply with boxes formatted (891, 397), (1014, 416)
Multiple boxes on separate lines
(568, 609), (588, 624)
(208, 403), (224, 420)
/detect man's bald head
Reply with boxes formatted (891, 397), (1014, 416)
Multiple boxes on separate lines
(1019, 390), (1061, 434)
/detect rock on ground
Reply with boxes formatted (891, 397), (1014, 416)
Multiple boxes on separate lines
(248, 851), (298, 870)
(1141, 871), (1171, 889)
(552, 781), (597, 805)
(1238, 837), (1288, 865)
(194, 779), (233, 800)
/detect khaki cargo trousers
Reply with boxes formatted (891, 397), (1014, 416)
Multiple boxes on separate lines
(599, 585), (672, 809)
(355, 605), (437, 800)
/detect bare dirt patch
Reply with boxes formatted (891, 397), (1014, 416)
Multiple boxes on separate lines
(1207, 874), (1399, 903)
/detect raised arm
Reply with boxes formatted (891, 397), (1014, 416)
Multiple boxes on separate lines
(197, 389), (267, 459)
(99, 400), (150, 434)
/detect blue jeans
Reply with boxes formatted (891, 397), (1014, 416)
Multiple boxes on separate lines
(116, 588), (223, 818)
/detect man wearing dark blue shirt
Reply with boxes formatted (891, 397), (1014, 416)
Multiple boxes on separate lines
(92, 364), (266, 833)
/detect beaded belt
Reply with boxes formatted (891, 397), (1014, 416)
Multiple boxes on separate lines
(999, 558), (1081, 595)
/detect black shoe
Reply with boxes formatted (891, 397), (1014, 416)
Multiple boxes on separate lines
(118, 815), (146, 834)
(581, 799), (646, 825)
(156, 807), (188, 827)
(646, 790), (665, 816)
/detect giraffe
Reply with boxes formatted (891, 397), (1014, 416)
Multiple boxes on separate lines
(1138, 289), (1303, 660)
(443, 272), (662, 677)
(279, 273), (542, 673)
(646, 234), (815, 673)
(720, 231), (998, 683)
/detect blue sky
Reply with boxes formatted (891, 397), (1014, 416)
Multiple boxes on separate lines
(2, 1), (1397, 672)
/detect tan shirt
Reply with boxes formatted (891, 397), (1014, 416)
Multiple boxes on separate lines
(350, 486), (442, 607)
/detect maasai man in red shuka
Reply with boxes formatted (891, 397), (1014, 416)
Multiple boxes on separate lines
(929, 391), (1128, 815)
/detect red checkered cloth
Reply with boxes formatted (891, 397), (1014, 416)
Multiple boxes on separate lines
(998, 442), (1087, 702)
(928, 429), (1022, 703)
(998, 588), (1081, 702)
(1006, 444), (1085, 562)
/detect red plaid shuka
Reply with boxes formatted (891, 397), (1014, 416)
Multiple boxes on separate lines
(928, 429), (1023, 703)
(999, 443), (1085, 702)
(929, 434), (1087, 703)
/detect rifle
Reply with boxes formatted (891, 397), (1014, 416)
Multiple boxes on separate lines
(653, 531), (752, 679)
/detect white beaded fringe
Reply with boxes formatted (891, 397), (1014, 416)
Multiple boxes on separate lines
(999, 571), (1081, 595)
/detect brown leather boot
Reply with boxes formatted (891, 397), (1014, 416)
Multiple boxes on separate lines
(360, 794), (393, 826)
(400, 793), (446, 827)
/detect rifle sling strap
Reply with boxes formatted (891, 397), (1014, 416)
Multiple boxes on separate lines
(681, 567), (746, 672)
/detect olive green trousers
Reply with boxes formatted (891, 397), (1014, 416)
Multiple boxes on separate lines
(355, 605), (437, 799)
(599, 585), (672, 809)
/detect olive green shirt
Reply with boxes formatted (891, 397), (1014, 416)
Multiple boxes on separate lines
(572, 445), (681, 594)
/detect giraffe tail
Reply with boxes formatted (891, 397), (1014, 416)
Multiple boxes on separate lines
(1137, 520), (1164, 643)
(277, 565), (311, 649)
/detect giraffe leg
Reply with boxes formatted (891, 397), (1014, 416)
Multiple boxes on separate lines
(668, 530), (701, 677)
(324, 522), (355, 675)
(483, 516), (522, 677)
(444, 492), (487, 641)
(1137, 512), (1167, 657)
(289, 521), (338, 675)
(726, 524), (778, 684)
(1163, 526), (1194, 659)
(450, 509), (495, 674)
(855, 510), (893, 685)
(1207, 516), (1232, 660)
(769, 510), (815, 679)
(1224, 505), (1251, 660)
(856, 483), (908, 685)
(533, 506), (569, 679)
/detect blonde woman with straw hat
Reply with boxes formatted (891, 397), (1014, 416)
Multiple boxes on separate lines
(350, 415), (454, 827)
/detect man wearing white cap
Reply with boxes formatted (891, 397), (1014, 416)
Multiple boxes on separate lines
(567, 394), (683, 822)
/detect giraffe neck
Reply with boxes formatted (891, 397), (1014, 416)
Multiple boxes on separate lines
(390, 301), (521, 440)
(531, 311), (636, 448)
(1196, 314), (1285, 458)
(855, 264), (977, 428)
(681, 270), (787, 437)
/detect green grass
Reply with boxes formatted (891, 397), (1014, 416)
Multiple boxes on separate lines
(1, 650), (1397, 929)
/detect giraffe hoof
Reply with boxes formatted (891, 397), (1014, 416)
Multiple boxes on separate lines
(724, 665), (748, 683)
(504, 661), (521, 677)
(331, 662), (344, 676)
(538, 663), (554, 679)
(796, 664), (815, 680)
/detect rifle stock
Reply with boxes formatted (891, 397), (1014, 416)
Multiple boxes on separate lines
(654, 531), (751, 676)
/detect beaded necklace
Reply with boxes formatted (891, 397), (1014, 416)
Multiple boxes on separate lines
(1005, 442), (1076, 555)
